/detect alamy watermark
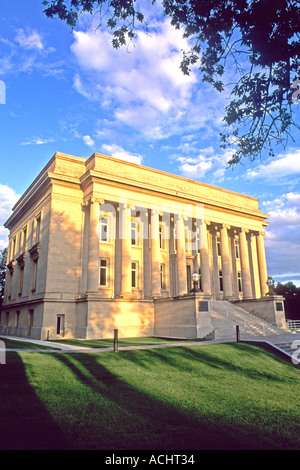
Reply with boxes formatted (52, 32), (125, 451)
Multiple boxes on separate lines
(0, 80), (6, 105)
(291, 340), (300, 365)
(0, 340), (6, 364)
(94, 198), (205, 250)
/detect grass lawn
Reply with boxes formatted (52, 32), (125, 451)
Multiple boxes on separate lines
(49, 336), (203, 348)
(0, 342), (299, 450)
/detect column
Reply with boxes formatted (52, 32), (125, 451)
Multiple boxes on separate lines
(239, 228), (252, 299)
(151, 209), (161, 297)
(220, 224), (233, 299)
(120, 202), (132, 297)
(250, 232), (261, 298)
(176, 214), (187, 296)
(257, 231), (268, 297)
(87, 198), (100, 292)
(200, 221), (211, 295)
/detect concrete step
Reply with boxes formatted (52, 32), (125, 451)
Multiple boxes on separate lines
(210, 300), (287, 339)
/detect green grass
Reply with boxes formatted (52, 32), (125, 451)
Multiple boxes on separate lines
(50, 336), (203, 348)
(2, 338), (58, 350)
(0, 343), (299, 450)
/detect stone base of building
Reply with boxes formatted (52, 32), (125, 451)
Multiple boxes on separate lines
(154, 293), (213, 339)
(0, 294), (287, 341)
(231, 295), (288, 329)
(0, 293), (214, 341)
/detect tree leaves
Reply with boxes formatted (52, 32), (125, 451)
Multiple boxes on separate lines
(42, 0), (300, 165)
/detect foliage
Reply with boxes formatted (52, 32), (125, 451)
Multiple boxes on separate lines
(275, 281), (300, 320)
(42, 0), (300, 165)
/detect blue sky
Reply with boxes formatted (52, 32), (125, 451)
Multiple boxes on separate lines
(0, 0), (300, 286)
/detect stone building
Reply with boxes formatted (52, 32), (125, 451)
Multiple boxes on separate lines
(0, 152), (287, 340)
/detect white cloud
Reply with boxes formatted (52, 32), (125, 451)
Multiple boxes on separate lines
(102, 144), (143, 165)
(15, 28), (44, 51)
(20, 137), (55, 146)
(246, 148), (300, 181)
(263, 191), (300, 281)
(177, 147), (233, 180)
(70, 19), (203, 139)
(83, 135), (95, 147)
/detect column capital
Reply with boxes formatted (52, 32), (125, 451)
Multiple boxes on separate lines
(240, 227), (249, 233)
(258, 231), (266, 237)
(90, 197), (105, 205)
(221, 224), (231, 230)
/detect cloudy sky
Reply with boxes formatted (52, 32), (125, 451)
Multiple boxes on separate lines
(0, 0), (300, 286)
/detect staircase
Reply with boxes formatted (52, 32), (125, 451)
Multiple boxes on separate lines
(210, 300), (288, 340)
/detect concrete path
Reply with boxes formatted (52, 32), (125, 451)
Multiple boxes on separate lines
(1, 332), (300, 361)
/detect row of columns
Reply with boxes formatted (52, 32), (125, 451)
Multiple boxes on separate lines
(86, 199), (268, 299)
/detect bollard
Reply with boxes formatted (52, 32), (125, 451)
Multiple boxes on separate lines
(114, 329), (118, 352)
(236, 325), (240, 342)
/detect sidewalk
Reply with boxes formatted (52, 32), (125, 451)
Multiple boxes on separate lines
(1, 332), (300, 354)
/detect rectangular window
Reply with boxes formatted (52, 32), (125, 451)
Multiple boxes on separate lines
(56, 315), (65, 336)
(131, 221), (138, 246)
(8, 271), (13, 298)
(18, 266), (24, 296)
(11, 237), (16, 260)
(99, 258), (108, 286)
(237, 272), (242, 292)
(219, 270), (223, 292)
(216, 236), (221, 257)
(22, 227), (27, 253)
(131, 261), (138, 288)
(159, 225), (166, 249)
(36, 214), (41, 243)
(32, 259), (38, 291)
(100, 217), (108, 242)
(234, 239), (240, 259)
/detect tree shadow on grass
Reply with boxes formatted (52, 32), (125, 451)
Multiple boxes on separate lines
(47, 348), (298, 450)
(1, 346), (298, 450)
(118, 342), (291, 383)
(0, 352), (74, 450)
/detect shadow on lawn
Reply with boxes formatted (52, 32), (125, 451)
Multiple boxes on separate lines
(0, 345), (296, 450)
(120, 342), (288, 383)
(47, 345), (292, 450)
(0, 352), (73, 450)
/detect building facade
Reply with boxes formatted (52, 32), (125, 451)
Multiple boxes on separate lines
(0, 152), (285, 340)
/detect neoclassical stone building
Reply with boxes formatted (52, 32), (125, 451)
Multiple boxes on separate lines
(1, 152), (286, 340)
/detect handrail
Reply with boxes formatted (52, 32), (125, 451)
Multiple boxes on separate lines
(287, 320), (300, 331)
(211, 300), (265, 334)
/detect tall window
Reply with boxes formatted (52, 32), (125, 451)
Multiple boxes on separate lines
(131, 221), (138, 246)
(32, 260), (38, 291)
(22, 227), (27, 253)
(159, 225), (166, 249)
(99, 258), (108, 286)
(18, 266), (24, 296)
(10, 237), (16, 261)
(237, 272), (242, 292)
(35, 214), (41, 243)
(234, 239), (240, 259)
(131, 261), (138, 288)
(100, 217), (109, 242)
(216, 236), (221, 257)
(219, 270), (223, 292)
